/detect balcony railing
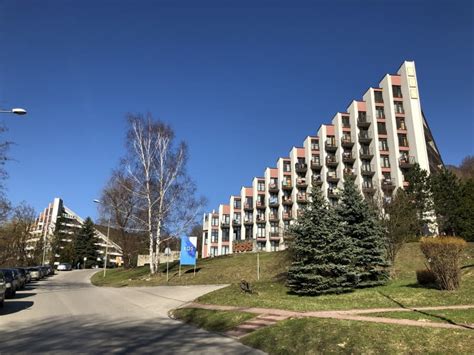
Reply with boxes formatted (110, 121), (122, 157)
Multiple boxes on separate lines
(343, 168), (355, 177)
(244, 217), (253, 224)
(296, 178), (308, 187)
(297, 194), (308, 203)
(342, 152), (355, 163)
(268, 198), (279, 207)
(361, 165), (375, 176)
(269, 231), (280, 239)
(357, 117), (371, 128)
(311, 159), (322, 170)
(268, 183), (279, 192)
(282, 212), (292, 220)
(312, 176), (323, 185)
(326, 156), (338, 167)
(269, 214), (279, 221)
(244, 203), (253, 211)
(282, 197), (293, 205)
(256, 201), (266, 209)
(327, 188), (339, 198)
(282, 182), (293, 190)
(325, 140), (337, 151)
(221, 220), (230, 227)
(256, 215), (266, 223)
(358, 132), (372, 144)
(399, 156), (415, 169)
(362, 185), (376, 194)
(381, 179), (395, 190)
(295, 163), (307, 172)
(341, 137), (354, 147)
(232, 219), (241, 226)
(360, 148), (374, 160)
(327, 172), (339, 182)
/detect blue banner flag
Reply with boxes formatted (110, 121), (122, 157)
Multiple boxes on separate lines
(180, 236), (197, 266)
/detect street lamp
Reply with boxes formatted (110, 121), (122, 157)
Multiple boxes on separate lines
(93, 199), (110, 278)
(0, 107), (27, 115)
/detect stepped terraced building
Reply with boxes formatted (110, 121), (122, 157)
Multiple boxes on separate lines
(28, 198), (123, 265)
(201, 61), (442, 258)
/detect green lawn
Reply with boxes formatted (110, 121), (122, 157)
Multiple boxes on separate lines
(241, 317), (474, 354)
(366, 308), (474, 326)
(197, 242), (474, 311)
(91, 250), (289, 287)
(170, 308), (255, 332)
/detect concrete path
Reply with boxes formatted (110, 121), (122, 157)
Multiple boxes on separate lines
(182, 302), (474, 334)
(0, 270), (263, 354)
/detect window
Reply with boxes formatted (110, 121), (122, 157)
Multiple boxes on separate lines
(257, 181), (265, 191)
(257, 195), (265, 206)
(210, 247), (218, 257)
(269, 194), (278, 205)
(204, 232), (208, 245)
(380, 156), (390, 168)
(394, 101), (404, 114)
(270, 240), (279, 252)
(398, 134), (409, 147)
(358, 111), (367, 122)
(284, 220), (290, 230)
(257, 242), (265, 251)
(270, 177), (278, 188)
(211, 231), (218, 243)
(342, 133), (351, 142)
(222, 228), (230, 241)
(233, 213), (241, 224)
(283, 161), (291, 172)
(270, 223), (279, 234)
(244, 211), (253, 223)
(374, 90), (384, 103)
(311, 155), (320, 165)
(245, 198), (252, 208)
(311, 139), (319, 150)
(211, 217), (219, 226)
(397, 118), (406, 130)
(377, 122), (387, 134)
(342, 116), (350, 128)
(221, 246), (229, 255)
(222, 214), (230, 224)
(257, 225), (266, 237)
(362, 176), (373, 188)
(379, 139), (389, 151)
(392, 85), (402, 98)
(383, 173), (392, 183)
(244, 226), (252, 239)
(233, 227), (241, 241)
(361, 162), (372, 172)
(234, 199), (241, 209)
(376, 107), (385, 119)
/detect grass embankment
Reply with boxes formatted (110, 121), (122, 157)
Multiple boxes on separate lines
(241, 317), (474, 354)
(171, 308), (255, 332)
(366, 308), (474, 326)
(91, 250), (288, 287)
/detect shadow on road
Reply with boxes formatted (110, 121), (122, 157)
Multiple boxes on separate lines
(12, 292), (36, 299)
(0, 316), (259, 354)
(0, 301), (34, 315)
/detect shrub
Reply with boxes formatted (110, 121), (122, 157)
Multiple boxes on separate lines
(416, 269), (436, 285)
(419, 236), (467, 290)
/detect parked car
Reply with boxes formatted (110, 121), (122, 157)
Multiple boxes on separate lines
(12, 268), (27, 289)
(0, 270), (6, 307)
(0, 269), (18, 298)
(28, 267), (41, 281)
(57, 263), (72, 271)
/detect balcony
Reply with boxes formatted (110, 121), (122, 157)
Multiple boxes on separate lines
(325, 140), (337, 152)
(243, 218), (253, 225)
(269, 214), (279, 222)
(268, 183), (279, 192)
(360, 148), (374, 160)
(342, 152), (355, 164)
(297, 194), (308, 203)
(311, 159), (322, 170)
(341, 137), (354, 148)
(282, 182), (293, 191)
(296, 178), (308, 188)
(327, 172), (339, 183)
(256, 215), (266, 224)
(282, 197), (293, 205)
(221, 220), (230, 227)
(232, 219), (241, 227)
(381, 179), (395, 191)
(358, 133), (372, 144)
(256, 201), (266, 209)
(361, 165), (375, 176)
(326, 156), (338, 167)
(362, 185), (376, 195)
(269, 231), (280, 240)
(312, 176), (323, 186)
(244, 203), (253, 211)
(295, 163), (307, 173)
(357, 117), (371, 128)
(343, 168), (355, 178)
(327, 188), (339, 199)
(268, 199), (279, 207)
(399, 156), (415, 169)
(282, 212), (292, 220)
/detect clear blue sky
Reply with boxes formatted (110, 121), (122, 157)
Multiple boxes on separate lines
(0, 0), (472, 220)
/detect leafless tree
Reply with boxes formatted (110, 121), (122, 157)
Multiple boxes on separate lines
(114, 113), (205, 274)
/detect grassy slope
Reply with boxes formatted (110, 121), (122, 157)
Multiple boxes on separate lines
(196, 242), (474, 311)
(366, 308), (474, 325)
(241, 317), (474, 355)
(91, 250), (288, 287)
(171, 308), (255, 332)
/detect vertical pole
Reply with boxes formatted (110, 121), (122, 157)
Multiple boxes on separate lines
(166, 259), (169, 282)
(194, 262), (196, 277)
(179, 263), (181, 277)
(103, 215), (111, 278)
(42, 233), (47, 266)
(257, 252), (260, 281)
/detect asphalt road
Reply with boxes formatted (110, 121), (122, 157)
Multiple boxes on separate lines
(0, 270), (262, 354)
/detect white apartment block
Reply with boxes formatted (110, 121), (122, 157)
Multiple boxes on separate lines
(29, 197), (123, 265)
(201, 61), (443, 258)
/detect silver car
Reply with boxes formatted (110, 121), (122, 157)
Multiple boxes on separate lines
(0, 271), (6, 307)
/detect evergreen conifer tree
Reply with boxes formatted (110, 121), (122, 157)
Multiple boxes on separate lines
(75, 217), (99, 268)
(336, 178), (389, 287)
(287, 188), (357, 295)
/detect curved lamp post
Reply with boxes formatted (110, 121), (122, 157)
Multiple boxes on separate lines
(0, 107), (27, 115)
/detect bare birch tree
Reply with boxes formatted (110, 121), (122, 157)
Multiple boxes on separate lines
(117, 113), (205, 274)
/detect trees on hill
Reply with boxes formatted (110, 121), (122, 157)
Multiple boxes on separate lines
(336, 178), (388, 287)
(75, 217), (99, 268)
(287, 189), (357, 295)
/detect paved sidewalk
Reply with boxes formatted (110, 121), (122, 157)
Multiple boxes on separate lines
(181, 302), (474, 334)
